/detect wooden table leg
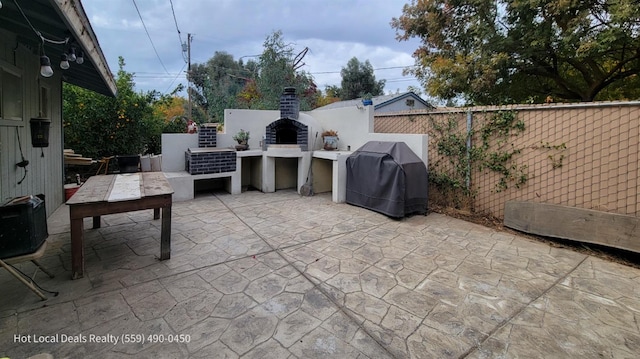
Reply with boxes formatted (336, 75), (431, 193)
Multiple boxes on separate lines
(93, 216), (101, 229)
(71, 217), (85, 279)
(153, 208), (160, 220)
(160, 205), (171, 260)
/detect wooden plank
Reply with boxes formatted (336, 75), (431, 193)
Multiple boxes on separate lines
(142, 172), (174, 197)
(505, 201), (640, 254)
(70, 217), (85, 279)
(107, 174), (142, 202)
(68, 195), (171, 219)
(161, 206), (172, 260)
(66, 175), (115, 205)
(64, 157), (94, 165)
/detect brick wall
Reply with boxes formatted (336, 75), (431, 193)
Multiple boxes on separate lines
(198, 125), (217, 148)
(375, 101), (640, 219)
(185, 149), (236, 175)
(280, 87), (300, 120)
(264, 118), (309, 151)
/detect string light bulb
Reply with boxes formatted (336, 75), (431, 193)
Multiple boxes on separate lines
(68, 47), (77, 62)
(76, 50), (84, 64)
(60, 53), (70, 69)
(40, 56), (53, 77)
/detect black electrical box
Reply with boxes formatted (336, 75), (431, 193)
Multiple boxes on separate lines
(0, 195), (48, 259)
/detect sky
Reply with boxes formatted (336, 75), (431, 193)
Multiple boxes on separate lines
(81, 0), (424, 97)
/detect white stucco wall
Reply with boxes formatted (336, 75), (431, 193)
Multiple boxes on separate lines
(221, 109), (279, 149)
(161, 133), (198, 171)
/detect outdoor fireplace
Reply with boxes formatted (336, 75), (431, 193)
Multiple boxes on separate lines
(263, 87), (309, 150)
(265, 119), (309, 150)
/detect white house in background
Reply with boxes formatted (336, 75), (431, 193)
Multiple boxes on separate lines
(0, 0), (116, 216)
(315, 91), (434, 113)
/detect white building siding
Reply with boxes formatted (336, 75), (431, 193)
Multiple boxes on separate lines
(0, 30), (64, 217)
(377, 99), (431, 113)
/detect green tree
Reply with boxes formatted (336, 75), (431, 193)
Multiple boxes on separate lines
(316, 87), (341, 107)
(392, 0), (640, 104)
(190, 32), (319, 115)
(339, 57), (386, 100)
(63, 57), (162, 158)
(188, 51), (252, 122)
(325, 85), (342, 99)
(254, 30), (318, 110)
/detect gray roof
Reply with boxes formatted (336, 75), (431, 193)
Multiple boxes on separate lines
(315, 92), (433, 111)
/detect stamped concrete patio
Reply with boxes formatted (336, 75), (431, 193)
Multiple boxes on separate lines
(1, 190), (639, 358)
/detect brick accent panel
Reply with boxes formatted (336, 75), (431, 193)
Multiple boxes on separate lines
(185, 149), (236, 175)
(280, 87), (300, 120)
(198, 125), (217, 148)
(375, 102), (640, 219)
(264, 118), (309, 151)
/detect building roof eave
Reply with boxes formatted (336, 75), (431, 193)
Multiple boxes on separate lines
(51, 0), (116, 96)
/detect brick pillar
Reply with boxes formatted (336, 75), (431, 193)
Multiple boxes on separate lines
(279, 87), (299, 120)
(198, 124), (217, 148)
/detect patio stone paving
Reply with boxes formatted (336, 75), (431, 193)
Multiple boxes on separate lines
(1, 190), (639, 358)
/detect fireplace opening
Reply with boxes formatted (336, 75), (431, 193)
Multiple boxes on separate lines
(276, 127), (297, 144)
(265, 118), (308, 150)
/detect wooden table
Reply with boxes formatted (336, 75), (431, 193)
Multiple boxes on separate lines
(66, 172), (173, 279)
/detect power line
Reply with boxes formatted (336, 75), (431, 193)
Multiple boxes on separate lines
(132, 0), (170, 74)
(168, 0), (188, 63)
(310, 65), (416, 75)
(163, 63), (187, 94)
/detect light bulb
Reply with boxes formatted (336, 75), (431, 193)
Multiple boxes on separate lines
(68, 47), (77, 62)
(40, 56), (54, 77)
(60, 54), (70, 69)
(76, 51), (84, 64)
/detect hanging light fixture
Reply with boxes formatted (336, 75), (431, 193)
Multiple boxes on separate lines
(60, 53), (70, 69)
(67, 47), (77, 62)
(40, 56), (53, 77)
(76, 50), (84, 64)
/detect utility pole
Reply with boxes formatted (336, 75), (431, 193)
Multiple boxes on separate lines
(187, 33), (192, 120)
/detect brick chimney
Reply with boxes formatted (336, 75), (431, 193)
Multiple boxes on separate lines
(279, 87), (299, 120)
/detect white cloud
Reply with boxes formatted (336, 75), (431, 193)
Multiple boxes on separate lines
(82, 0), (423, 95)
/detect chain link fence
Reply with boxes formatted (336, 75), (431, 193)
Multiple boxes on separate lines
(375, 102), (640, 219)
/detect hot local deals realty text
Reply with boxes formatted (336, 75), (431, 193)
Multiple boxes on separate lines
(15, 334), (119, 345)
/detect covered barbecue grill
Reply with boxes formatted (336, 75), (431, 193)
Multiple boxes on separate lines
(346, 141), (428, 217)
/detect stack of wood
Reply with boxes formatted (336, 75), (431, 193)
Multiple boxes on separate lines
(64, 149), (94, 166)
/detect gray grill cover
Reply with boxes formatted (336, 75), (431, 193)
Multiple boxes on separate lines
(346, 141), (428, 217)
